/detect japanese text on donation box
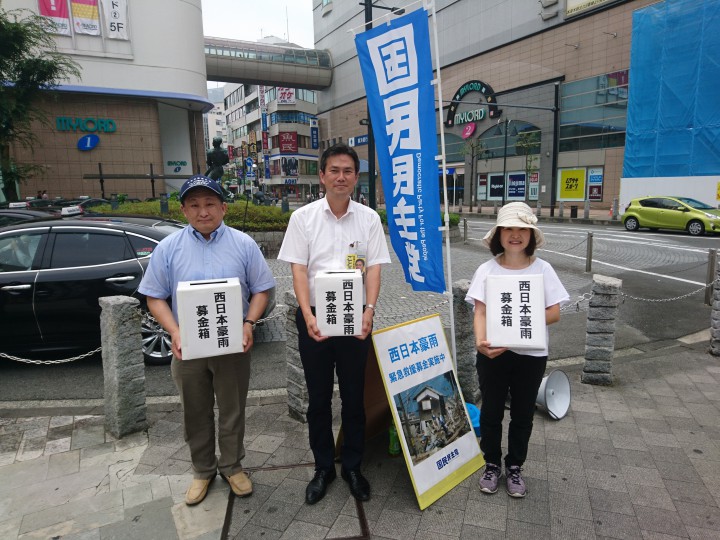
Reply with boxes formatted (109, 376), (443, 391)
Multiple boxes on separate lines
(372, 314), (484, 510)
(315, 270), (363, 336)
(485, 274), (546, 350)
(177, 278), (244, 360)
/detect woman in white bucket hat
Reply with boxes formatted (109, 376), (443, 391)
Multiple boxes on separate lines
(465, 202), (569, 498)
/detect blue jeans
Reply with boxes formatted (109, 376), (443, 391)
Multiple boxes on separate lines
(476, 350), (546, 468)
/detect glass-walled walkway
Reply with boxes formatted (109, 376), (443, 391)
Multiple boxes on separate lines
(205, 37), (333, 90)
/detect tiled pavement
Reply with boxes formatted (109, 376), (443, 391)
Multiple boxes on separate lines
(3, 336), (720, 539)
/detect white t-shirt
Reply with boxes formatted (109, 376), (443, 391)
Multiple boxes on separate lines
(278, 197), (391, 306)
(465, 257), (569, 356)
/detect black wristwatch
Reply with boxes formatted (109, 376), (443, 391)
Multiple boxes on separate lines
(243, 319), (256, 327)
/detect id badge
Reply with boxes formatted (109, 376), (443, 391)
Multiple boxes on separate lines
(346, 240), (367, 274)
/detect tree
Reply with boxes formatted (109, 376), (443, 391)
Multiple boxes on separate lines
(0, 9), (80, 201)
(515, 130), (540, 201)
(461, 137), (485, 212)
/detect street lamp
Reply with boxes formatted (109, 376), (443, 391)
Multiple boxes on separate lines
(359, 1), (405, 209)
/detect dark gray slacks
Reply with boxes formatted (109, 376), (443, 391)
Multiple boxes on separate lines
(171, 351), (251, 479)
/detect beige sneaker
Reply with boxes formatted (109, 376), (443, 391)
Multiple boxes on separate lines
(223, 470), (253, 497)
(185, 477), (213, 505)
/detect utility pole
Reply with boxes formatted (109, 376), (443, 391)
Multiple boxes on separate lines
(501, 117), (509, 207)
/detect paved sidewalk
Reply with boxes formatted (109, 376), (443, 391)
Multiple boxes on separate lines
(2, 331), (720, 539)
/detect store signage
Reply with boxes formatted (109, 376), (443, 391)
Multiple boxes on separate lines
(310, 118), (319, 149)
(566, 0), (614, 17)
(77, 134), (100, 151)
(445, 80), (501, 127)
(348, 134), (369, 147)
(57, 117), (117, 133)
(461, 123), (476, 139)
(284, 178), (297, 185)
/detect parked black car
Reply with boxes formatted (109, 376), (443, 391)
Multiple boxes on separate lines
(0, 216), (186, 365)
(0, 209), (62, 227)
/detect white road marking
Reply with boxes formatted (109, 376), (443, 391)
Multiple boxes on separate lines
(540, 248), (706, 286)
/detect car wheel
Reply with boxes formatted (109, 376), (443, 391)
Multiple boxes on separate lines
(624, 216), (639, 231)
(687, 220), (705, 236)
(140, 308), (173, 365)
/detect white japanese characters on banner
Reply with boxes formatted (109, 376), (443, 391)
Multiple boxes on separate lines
(38, 0), (71, 35)
(372, 315), (484, 509)
(485, 274), (547, 350)
(355, 8), (445, 293)
(314, 270), (363, 337)
(100, 0), (129, 40)
(176, 278), (244, 360)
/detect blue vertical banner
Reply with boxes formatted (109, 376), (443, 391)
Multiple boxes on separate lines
(310, 118), (319, 150)
(355, 8), (445, 293)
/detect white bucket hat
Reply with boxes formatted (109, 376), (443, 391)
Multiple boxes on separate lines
(482, 202), (546, 249)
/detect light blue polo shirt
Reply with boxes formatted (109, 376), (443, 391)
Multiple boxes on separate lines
(139, 222), (275, 322)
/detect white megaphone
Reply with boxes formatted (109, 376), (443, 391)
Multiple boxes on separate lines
(536, 370), (571, 420)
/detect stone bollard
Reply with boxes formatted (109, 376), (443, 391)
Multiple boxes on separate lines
(452, 280), (481, 403)
(558, 201), (564, 218)
(493, 201), (498, 215)
(581, 275), (622, 385)
(284, 291), (308, 422)
(710, 259), (720, 355)
(536, 201), (542, 218)
(99, 296), (148, 438)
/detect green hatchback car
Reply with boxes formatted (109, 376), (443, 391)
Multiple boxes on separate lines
(623, 196), (720, 236)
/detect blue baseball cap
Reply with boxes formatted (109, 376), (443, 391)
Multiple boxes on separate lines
(179, 175), (223, 202)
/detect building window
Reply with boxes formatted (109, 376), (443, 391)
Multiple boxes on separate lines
(559, 70), (628, 152)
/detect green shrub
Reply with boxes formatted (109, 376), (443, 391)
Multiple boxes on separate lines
(90, 200), (291, 231)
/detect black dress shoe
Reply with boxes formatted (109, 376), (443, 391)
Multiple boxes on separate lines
(305, 468), (336, 505)
(341, 468), (371, 501)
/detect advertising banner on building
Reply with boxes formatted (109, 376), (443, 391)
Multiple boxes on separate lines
(355, 8), (445, 293)
(507, 172), (526, 200)
(277, 87), (296, 105)
(100, 0), (128, 40)
(372, 314), (484, 510)
(38, 0), (71, 35)
(488, 173), (504, 200)
(528, 172), (539, 201)
(279, 132), (298, 154)
(558, 168), (587, 201)
(588, 167), (604, 201)
(477, 173), (487, 201)
(71, 0), (101, 35)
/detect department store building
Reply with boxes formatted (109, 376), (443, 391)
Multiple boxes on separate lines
(314, 0), (654, 209)
(3, 0), (211, 202)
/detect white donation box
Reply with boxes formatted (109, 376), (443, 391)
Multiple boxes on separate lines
(315, 270), (363, 337)
(485, 274), (546, 350)
(177, 277), (244, 360)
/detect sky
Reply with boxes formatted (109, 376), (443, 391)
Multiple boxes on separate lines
(201, 0), (314, 47)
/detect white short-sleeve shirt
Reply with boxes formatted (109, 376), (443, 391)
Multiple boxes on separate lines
(465, 257), (569, 356)
(278, 198), (391, 305)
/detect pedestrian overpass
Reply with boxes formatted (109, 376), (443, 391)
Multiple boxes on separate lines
(204, 37), (333, 90)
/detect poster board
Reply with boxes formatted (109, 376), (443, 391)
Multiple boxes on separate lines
(485, 274), (546, 350)
(177, 277), (244, 360)
(372, 314), (484, 509)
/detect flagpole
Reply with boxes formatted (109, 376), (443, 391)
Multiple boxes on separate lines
(426, 0), (457, 369)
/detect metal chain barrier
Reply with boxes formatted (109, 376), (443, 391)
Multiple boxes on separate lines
(621, 283), (711, 303)
(0, 347), (102, 365)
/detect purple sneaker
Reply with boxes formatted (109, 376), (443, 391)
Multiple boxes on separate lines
(506, 465), (527, 497)
(479, 463), (501, 494)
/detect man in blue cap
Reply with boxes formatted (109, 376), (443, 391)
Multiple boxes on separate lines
(139, 174), (275, 506)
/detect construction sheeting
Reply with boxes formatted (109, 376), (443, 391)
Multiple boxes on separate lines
(624, 0), (720, 178)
